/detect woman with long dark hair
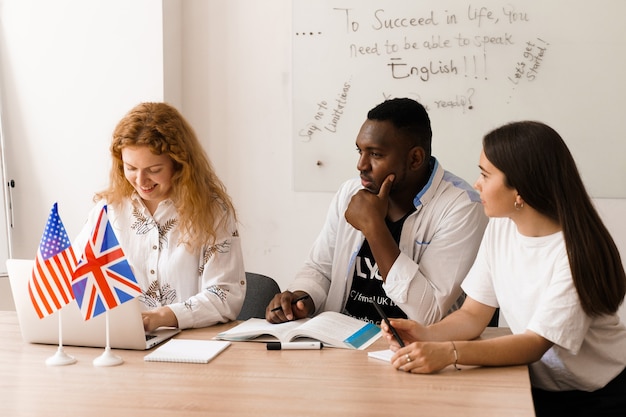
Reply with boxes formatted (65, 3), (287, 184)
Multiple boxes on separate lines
(381, 121), (626, 416)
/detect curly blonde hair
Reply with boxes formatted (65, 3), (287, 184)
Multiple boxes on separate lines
(96, 102), (236, 248)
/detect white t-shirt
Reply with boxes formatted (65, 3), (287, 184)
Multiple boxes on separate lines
(462, 217), (626, 391)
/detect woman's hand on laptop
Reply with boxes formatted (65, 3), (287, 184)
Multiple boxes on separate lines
(142, 307), (179, 332)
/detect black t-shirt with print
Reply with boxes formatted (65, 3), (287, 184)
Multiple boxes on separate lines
(343, 209), (414, 323)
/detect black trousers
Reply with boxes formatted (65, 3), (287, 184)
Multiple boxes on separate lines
(532, 367), (626, 417)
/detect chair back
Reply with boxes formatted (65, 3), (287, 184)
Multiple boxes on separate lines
(237, 272), (281, 320)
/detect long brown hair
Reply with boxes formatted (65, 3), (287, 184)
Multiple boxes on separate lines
(483, 121), (625, 316)
(96, 102), (236, 248)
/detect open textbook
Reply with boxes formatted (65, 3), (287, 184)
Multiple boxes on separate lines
(215, 311), (382, 350)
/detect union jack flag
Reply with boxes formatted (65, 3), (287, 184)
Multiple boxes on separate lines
(72, 205), (141, 320)
(29, 203), (78, 318)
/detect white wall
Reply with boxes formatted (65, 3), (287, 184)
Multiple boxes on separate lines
(1, 1), (625, 325)
(180, 1), (333, 288)
(0, 0), (168, 248)
(0, 0), (327, 292)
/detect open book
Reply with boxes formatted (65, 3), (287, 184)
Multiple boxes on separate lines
(215, 311), (381, 350)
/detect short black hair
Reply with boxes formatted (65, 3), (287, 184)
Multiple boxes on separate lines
(367, 98), (432, 156)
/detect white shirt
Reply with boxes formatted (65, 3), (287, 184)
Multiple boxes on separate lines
(462, 217), (626, 391)
(74, 195), (246, 329)
(289, 158), (488, 325)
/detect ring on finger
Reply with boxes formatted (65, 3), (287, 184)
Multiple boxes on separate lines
(405, 353), (411, 363)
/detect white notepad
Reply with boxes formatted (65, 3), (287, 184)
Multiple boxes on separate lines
(367, 349), (394, 362)
(144, 339), (231, 364)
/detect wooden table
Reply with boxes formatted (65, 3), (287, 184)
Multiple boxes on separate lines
(0, 311), (535, 417)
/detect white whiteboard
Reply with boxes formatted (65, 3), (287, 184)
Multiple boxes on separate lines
(293, 0), (626, 197)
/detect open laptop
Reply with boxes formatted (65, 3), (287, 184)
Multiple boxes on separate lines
(7, 259), (180, 350)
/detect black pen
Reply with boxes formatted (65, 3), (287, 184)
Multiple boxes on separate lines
(371, 301), (405, 347)
(270, 294), (311, 312)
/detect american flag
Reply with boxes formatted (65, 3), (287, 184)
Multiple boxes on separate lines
(29, 203), (78, 319)
(71, 205), (141, 320)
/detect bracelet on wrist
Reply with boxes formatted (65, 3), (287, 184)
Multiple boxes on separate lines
(450, 341), (461, 371)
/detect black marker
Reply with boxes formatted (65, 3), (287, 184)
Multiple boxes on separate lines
(270, 294), (311, 312)
(266, 341), (323, 350)
(371, 300), (405, 347)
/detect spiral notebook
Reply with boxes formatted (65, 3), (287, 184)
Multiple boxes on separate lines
(144, 339), (231, 363)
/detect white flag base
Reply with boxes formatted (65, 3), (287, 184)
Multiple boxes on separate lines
(45, 347), (77, 366)
(93, 347), (124, 367)
(92, 311), (124, 366)
(46, 314), (76, 366)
